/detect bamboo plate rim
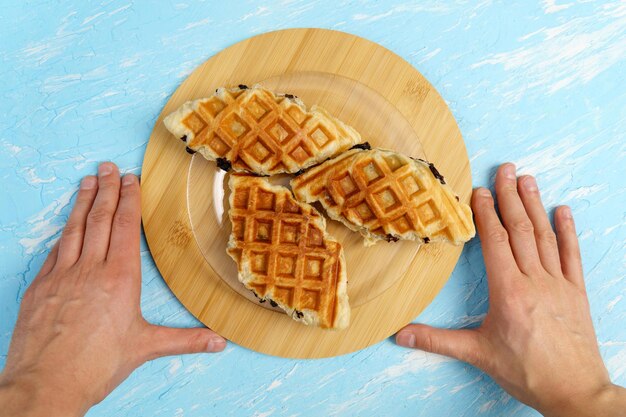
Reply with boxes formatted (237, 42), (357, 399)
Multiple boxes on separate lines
(141, 28), (471, 358)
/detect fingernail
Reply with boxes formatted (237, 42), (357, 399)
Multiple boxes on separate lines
(562, 206), (573, 219)
(396, 331), (416, 348)
(523, 176), (538, 192)
(99, 163), (113, 176)
(207, 337), (226, 352)
(81, 176), (97, 190)
(477, 188), (491, 198)
(122, 175), (135, 186)
(502, 163), (516, 180)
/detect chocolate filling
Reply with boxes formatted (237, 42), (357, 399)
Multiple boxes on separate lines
(180, 135), (187, 142)
(238, 84), (249, 90)
(185, 146), (196, 155)
(350, 142), (371, 151)
(216, 157), (232, 172)
(423, 237), (430, 244)
(428, 163), (446, 185)
(293, 168), (305, 176)
(455, 195), (460, 202)
(284, 93), (296, 99)
(251, 290), (266, 303)
(385, 234), (400, 242)
(253, 293), (304, 319)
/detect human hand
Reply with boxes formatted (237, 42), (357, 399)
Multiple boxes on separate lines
(396, 163), (626, 417)
(0, 162), (226, 417)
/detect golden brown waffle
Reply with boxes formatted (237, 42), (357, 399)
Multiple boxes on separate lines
(226, 174), (350, 329)
(163, 85), (362, 175)
(290, 148), (475, 246)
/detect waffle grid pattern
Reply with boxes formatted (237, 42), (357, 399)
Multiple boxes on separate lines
(181, 87), (359, 174)
(292, 150), (475, 243)
(227, 176), (343, 328)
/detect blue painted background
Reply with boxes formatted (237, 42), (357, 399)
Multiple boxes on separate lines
(1, 1), (624, 416)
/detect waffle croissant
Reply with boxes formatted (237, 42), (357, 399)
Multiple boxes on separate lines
(290, 148), (475, 246)
(163, 85), (362, 175)
(226, 174), (350, 329)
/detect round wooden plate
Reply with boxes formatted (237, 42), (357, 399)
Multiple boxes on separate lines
(141, 28), (471, 359)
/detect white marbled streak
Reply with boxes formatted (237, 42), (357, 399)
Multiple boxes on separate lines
(478, 399), (497, 413)
(379, 350), (454, 379)
(607, 348), (626, 380)
(603, 224), (623, 236)
(239, 7), (271, 22)
(408, 385), (442, 400)
(108, 4), (132, 16)
(513, 135), (613, 206)
(472, 1), (626, 102)
(18, 188), (75, 254)
(81, 12), (106, 26)
(18, 12), (90, 66)
(19, 167), (56, 185)
(606, 295), (622, 313)
(169, 358), (183, 376)
(266, 379), (282, 391)
(353, 2), (454, 22)
(543, 0), (573, 14)
(561, 184), (607, 201)
(307, 368), (344, 390)
(39, 74), (82, 94)
(418, 48), (442, 64)
(450, 375), (483, 394)
(119, 56), (141, 68)
(183, 18), (212, 30)
(1, 141), (22, 155)
(456, 314), (486, 327)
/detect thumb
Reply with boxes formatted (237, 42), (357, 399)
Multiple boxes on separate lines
(396, 324), (486, 367)
(142, 325), (227, 361)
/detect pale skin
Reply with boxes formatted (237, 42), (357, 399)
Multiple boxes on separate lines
(397, 163), (626, 416)
(0, 163), (226, 417)
(0, 162), (623, 417)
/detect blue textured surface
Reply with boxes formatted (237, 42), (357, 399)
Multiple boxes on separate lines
(1, 1), (625, 416)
